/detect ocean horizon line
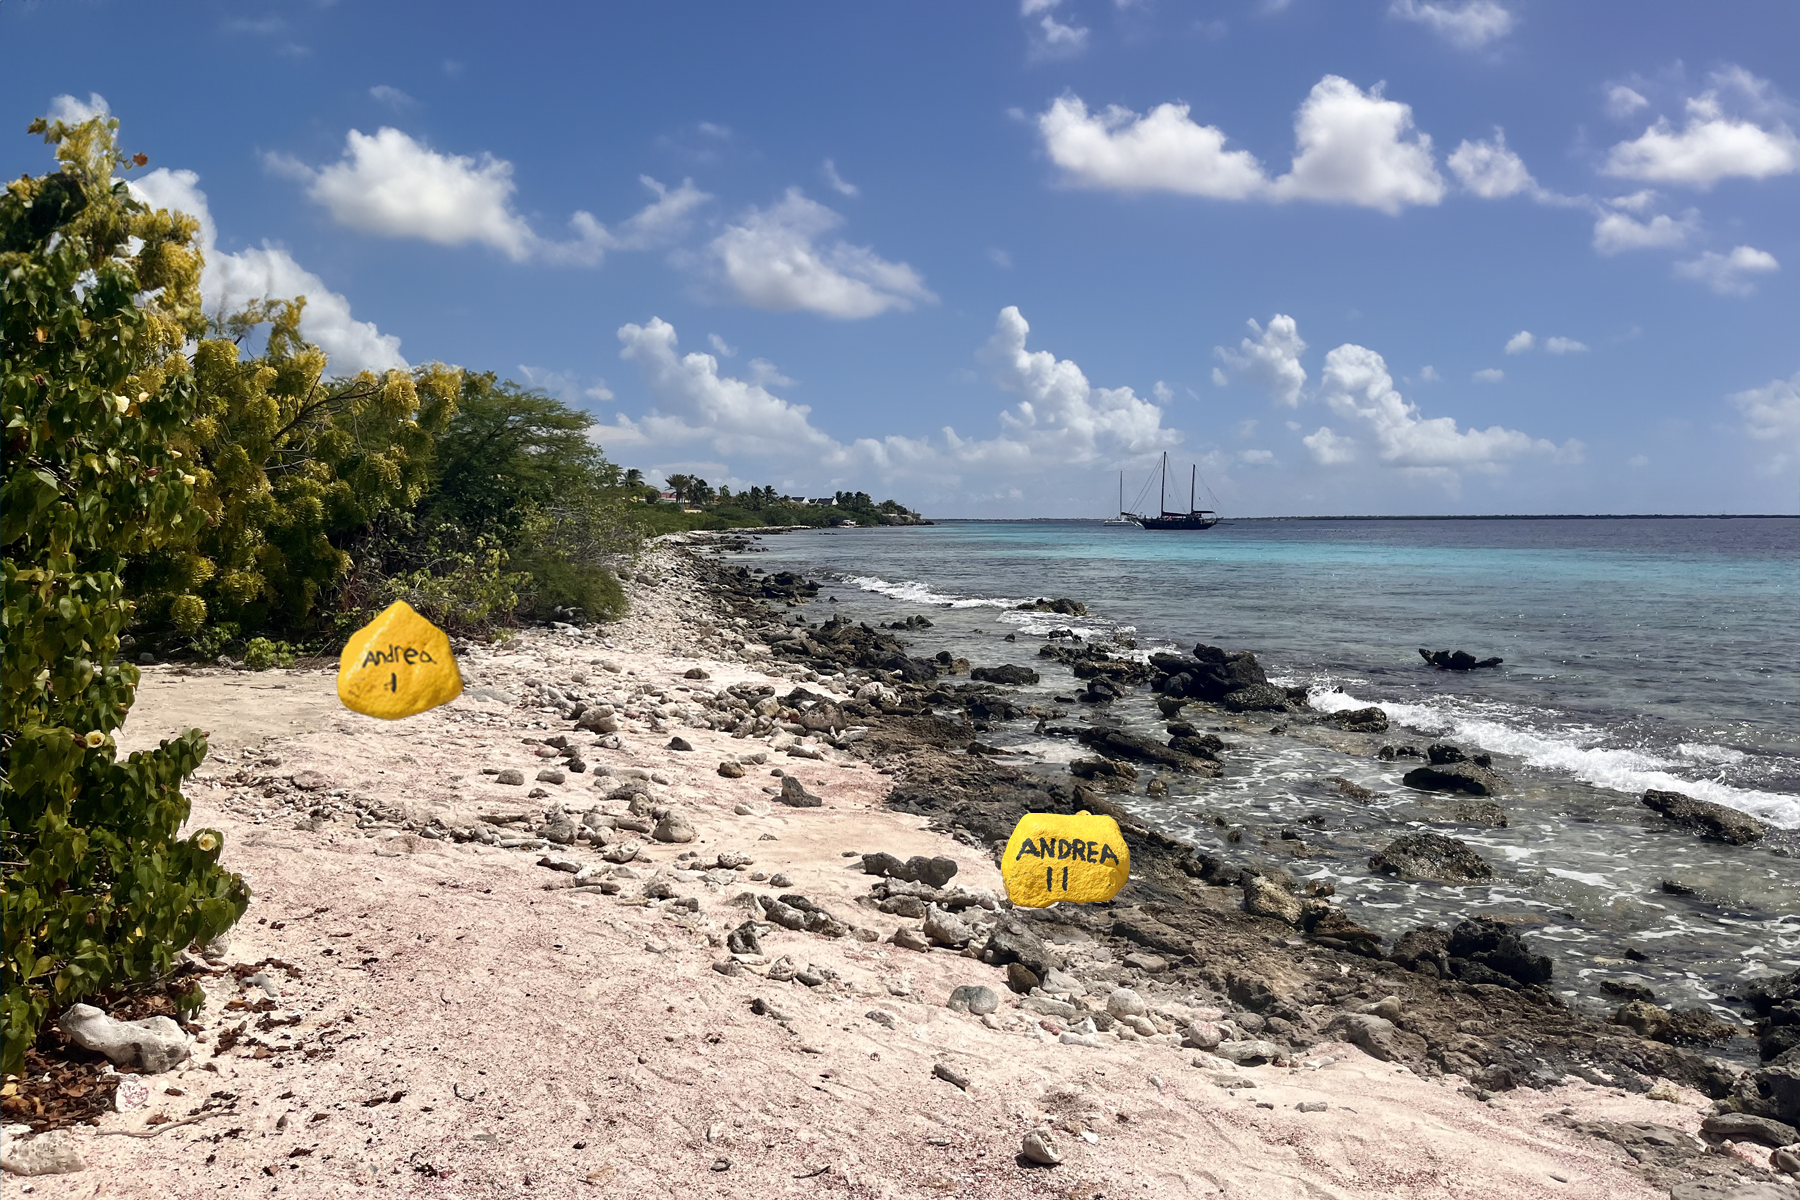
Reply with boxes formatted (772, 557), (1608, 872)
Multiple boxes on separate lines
(917, 512), (1800, 524)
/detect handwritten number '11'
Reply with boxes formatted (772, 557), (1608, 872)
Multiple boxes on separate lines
(1046, 866), (1070, 892)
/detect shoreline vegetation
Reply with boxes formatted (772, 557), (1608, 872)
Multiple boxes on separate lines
(0, 112), (919, 1082)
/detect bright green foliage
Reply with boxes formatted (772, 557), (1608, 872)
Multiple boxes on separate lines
(240, 637), (296, 671)
(2, 114), (248, 1073)
(130, 301), (461, 641)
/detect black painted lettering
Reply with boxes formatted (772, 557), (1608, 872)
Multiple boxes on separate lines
(1046, 866), (1053, 892)
(362, 650), (379, 668)
(404, 647), (418, 665)
(1099, 844), (1120, 866)
(1016, 839), (1042, 860)
(1037, 837), (1054, 858)
(1087, 840), (1099, 861)
(387, 672), (397, 693)
(1072, 840), (1088, 862)
(1062, 866), (1069, 891)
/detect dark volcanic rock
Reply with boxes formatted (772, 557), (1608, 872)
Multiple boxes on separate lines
(1402, 761), (1508, 796)
(970, 664), (1040, 686)
(1070, 757), (1138, 782)
(1447, 917), (1552, 988)
(1642, 789), (1768, 845)
(1389, 927), (1451, 977)
(1419, 649), (1504, 670)
(1329, 706), (1390, 733)
(1015, 597), (1087, 616)
(1368, 832), (1494, 883)
(1076, 726), (1213, 773)
(1149, 643), (1268, 703)
(1746, 967), (1800, 1064)
(1169, 734), (1223, 760)
(1223, 683), (1291, 712)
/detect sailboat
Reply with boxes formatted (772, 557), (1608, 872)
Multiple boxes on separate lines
(1102, 471), (1134, 525)
(1126, 453), (1220, 531)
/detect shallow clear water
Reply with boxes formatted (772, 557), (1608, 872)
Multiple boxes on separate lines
(734, 517), (1800, 1028)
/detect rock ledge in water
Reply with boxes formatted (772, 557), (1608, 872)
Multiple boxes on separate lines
(1642, 789), (1767, 846)
(1368, 832), (1494, 883)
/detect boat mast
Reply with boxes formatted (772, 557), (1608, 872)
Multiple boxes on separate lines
(1118, 470), (1123, 516)
(1160, 452), (1167, 515)
(1190, 464), (1196, 514)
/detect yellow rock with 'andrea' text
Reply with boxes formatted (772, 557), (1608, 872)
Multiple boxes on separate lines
(1001, 811), (1131, 908)
(337, 600), (462, 719)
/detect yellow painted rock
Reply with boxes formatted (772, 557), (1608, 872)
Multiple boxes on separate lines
(1001, 811), (1130, 908)
(337, 601), (462, 719)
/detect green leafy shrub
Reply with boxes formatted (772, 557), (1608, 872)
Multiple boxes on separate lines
(1, 113), (249, 1074)
(241, 637), (277, 671)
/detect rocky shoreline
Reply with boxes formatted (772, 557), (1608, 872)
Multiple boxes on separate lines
(685, 532), (1799, 1197)
(3, 529), (1795, 1198)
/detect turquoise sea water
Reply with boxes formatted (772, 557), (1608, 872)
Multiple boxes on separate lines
(736, 517), (1799, 1027)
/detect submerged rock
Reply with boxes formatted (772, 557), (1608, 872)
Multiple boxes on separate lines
(970, 664), (1040, 686)
(1419, 649), (1504, 670)
(1223, 684), (1291, 712)
(1368, 832), (1494, 883)
(1329, 706), (1390, 733)
(1402, 761), (1508, 797)
(1076, 726), (1213, 773)
(1642, 788), (1768, 845)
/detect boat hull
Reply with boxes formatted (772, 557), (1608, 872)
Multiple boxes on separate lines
(1133, 513), (1220, 530)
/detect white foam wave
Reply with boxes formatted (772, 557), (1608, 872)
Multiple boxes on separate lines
(1677, 742), (1749, 766)
(844, 575), (1019, 609)
(1310, 687), (1800, 830)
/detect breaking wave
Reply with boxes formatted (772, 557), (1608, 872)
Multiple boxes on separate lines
(1309, 687), (1800, 830)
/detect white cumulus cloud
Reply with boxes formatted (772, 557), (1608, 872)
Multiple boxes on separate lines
(1448, 128), (1535, 198)
(1732, 370), (1800, 447)
(1214, 314), (1308, 406)
(1504, 330), (1534, 354)
(1472, 367), (1505, 383)
(1545, 336), (1587, 354)
(275, 127), (708, 265)
(1306, 343), (1575, 471)
(1302, 426), (1359, 464)
(1388, 0), (1514, 50)
(1603, 70), (1800, 189)
(129, 168), (405, 375)
(706, 189), (935, 319)
(1592, 207), (1697, 254)
(1039, 75), (1445, 214)
(1268, 76), (1446, 213)
(1674, 245), (1780, 296)
(593, 309), (1177, 490)
(1037, 95), (1268, 199)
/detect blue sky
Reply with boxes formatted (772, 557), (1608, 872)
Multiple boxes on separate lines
(6, 1), (1797, 516)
